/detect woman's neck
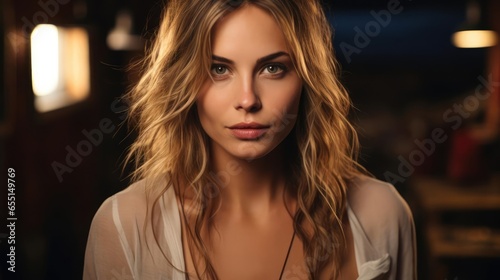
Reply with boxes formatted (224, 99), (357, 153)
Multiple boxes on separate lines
(210, 144), (291, 218)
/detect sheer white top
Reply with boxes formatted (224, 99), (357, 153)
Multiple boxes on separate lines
(83, 176), (416, 279)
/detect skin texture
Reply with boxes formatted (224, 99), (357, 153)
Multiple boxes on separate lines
(181, 4), (358, 279)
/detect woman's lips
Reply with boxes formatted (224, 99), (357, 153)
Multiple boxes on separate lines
(228, 122), (270, 140)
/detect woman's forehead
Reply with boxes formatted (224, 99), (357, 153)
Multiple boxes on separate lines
(211, 5), (289, 58)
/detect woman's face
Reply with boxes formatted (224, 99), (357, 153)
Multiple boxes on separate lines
(197, 4), (303, 161)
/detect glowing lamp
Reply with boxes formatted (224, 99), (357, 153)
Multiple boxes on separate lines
(452, 0), (497, 48)
(31, 24), (90, 112)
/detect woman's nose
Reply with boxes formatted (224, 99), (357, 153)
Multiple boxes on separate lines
(233, 77), (262, 112)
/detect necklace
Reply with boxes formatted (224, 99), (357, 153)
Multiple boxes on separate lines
(184, 231), (296, 280)
(278, 230), (296, 280)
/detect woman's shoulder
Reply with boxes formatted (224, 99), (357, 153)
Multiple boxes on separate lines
(346, 175), (417, 280)
(347, 175), (414, 233)
(91, 176), (170, 227)
(85, 176), (185, 279)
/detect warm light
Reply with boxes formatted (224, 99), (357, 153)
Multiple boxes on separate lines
(31, 24), (59, 96)
(30, 25), (90, 112)
(452, 30), (498, 48)
(106, 10), (143, 51)
(63, 28), (90, 100)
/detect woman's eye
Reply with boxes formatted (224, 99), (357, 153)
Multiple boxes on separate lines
(211, 65), (228, 75)
(262, 64), (286, 75)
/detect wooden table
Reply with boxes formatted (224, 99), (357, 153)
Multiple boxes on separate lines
(412, 176), (500, 212)
(411, 176), (500, 279)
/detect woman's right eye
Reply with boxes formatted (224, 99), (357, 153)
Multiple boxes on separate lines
(211, 65), (228, 76)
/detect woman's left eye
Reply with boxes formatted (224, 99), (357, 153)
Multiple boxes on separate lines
(262, 64), (286, 75)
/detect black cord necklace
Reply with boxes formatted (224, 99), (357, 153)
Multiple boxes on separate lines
(278, 230), (296, 280)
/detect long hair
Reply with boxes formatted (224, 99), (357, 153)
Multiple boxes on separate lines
(125, 0), (364, 279)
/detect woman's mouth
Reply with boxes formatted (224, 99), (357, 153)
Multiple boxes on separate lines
(228, 122), (270, 140)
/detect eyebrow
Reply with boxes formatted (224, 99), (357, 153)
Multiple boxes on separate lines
(212, 51), (290, 65)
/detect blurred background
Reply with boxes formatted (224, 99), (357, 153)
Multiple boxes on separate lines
(0, 0), (499, 279)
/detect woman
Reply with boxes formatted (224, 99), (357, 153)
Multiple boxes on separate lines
(84, 0), (416, 279)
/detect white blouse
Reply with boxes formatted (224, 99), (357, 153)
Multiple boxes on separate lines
(83, 176), (416, 279)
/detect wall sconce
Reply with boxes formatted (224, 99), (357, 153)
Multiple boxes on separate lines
(106, 10), (143, 51)
(452, 0), (497, 48)
(31, 24), (90, 113)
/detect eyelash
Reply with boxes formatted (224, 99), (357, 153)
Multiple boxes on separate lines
(210, 63), (288, 80)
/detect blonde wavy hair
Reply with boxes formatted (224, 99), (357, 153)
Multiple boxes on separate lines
(126, 0), (365, 279)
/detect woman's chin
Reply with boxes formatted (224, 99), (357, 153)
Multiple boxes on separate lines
(228, 143), (276, 162)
